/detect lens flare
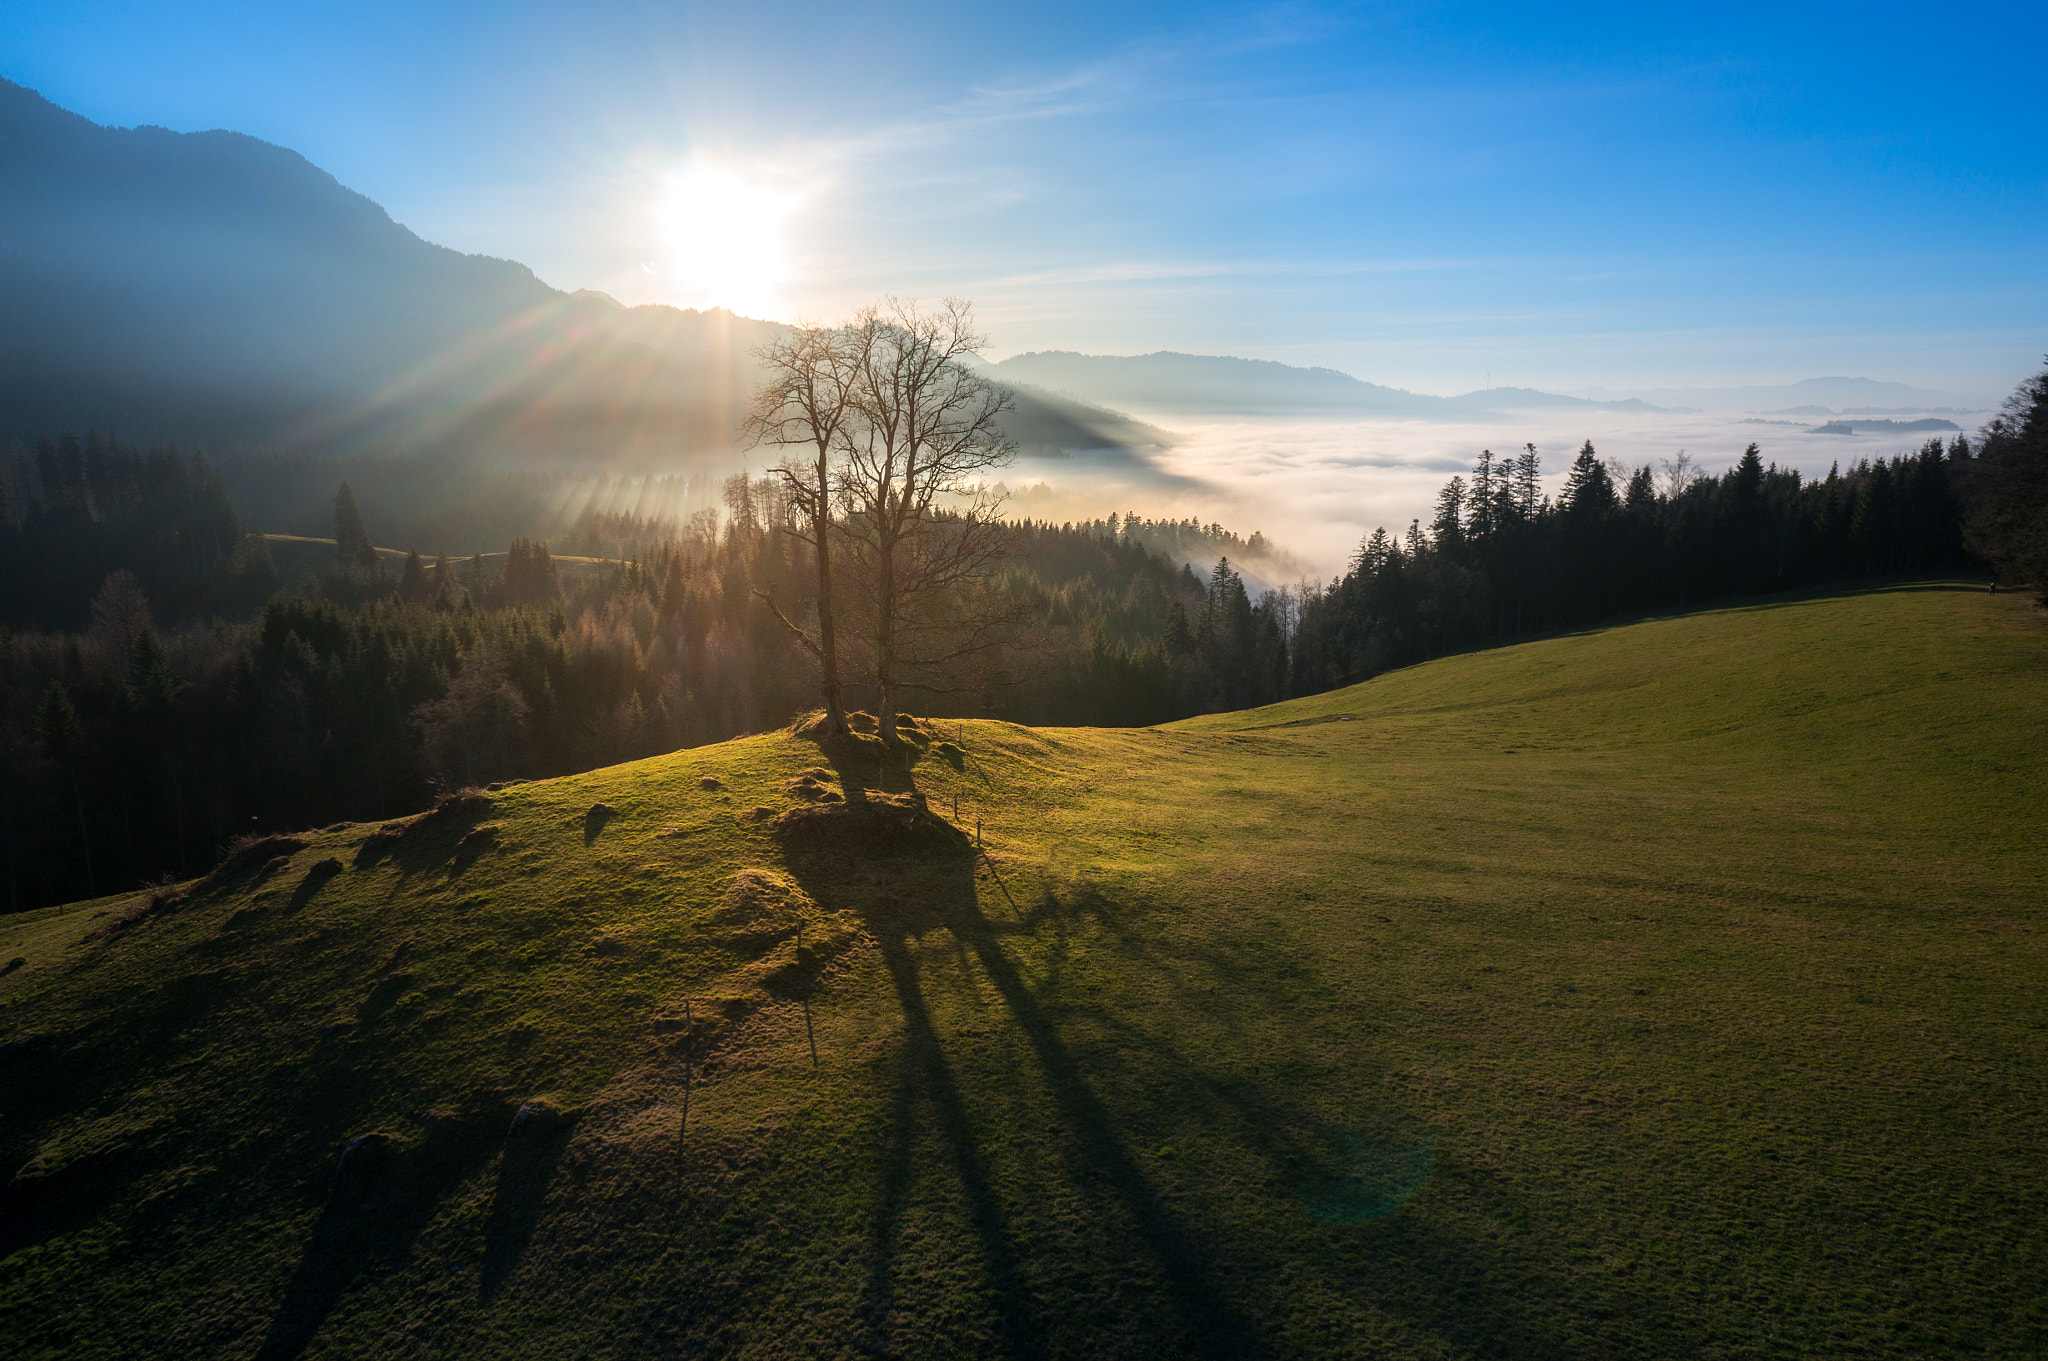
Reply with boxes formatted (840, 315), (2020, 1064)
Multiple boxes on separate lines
(1294, 1108), (1436, 1225)
(660, 162), (795, 319)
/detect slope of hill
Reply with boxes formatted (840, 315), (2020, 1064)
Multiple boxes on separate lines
(989, 350), (1664, 419)
(3, 581), (2044, 1358)
(0, 80), (1160, 466)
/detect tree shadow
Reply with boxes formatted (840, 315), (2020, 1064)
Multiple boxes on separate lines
(350, 799), (493, 884)
(285, 859), (343, 912)
(480, 1105), (580, 1299)
(798, 712), (940, 804)
(253, 1102), (511, 1361)
(782, 837), (1255, 1358)
(773, 791), (1640, 1357)
(864, 927), (1044, 1356)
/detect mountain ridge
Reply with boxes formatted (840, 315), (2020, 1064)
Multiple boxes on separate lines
(0, 79), (1165, 466)
(1571, 375), (1990, 413)
(990, 350), (1668, 420)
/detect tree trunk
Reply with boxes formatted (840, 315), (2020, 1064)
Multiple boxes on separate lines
(811, 446), (849, 738)
(875, 530), (900, 748)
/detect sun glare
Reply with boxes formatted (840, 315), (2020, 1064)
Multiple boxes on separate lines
(660, 162), (795, 319)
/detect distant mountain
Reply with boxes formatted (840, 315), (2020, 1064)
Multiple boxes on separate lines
(989, 351), (1666, 419)
(1805, 418), (1961, 436)
(1770, 405), (1986, 419)
(0, 79), (1158, 464)
(1574, 377), (1990, 414)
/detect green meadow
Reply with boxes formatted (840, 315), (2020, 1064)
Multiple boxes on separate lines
(2, 579), (2043, 1358)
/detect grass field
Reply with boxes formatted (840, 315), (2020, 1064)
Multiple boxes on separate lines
(2, 579), (2043, 1358)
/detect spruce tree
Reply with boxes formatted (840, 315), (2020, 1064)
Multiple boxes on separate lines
(1965, 367), (2048, 598)
(1431, 477), (1466, 559)
(35, 681), (93, 896)
(333, 483), (375, 568)
(1515, 444), (1542, 519)
(399, 550), (429, 603)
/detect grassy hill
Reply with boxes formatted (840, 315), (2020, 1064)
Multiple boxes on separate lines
(3, 580), (2044, 1358)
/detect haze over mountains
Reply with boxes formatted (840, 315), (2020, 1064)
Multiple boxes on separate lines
(0, 79), (1165, 465)
(988, 351), (1670, 419)
(0, 75), (1991, 486)
(1570, 376), (1991, 415)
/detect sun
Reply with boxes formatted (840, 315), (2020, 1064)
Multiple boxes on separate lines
(659, 162), (795, 318)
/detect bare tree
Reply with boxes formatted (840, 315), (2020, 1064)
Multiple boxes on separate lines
(741, 322), (866, 738)
(838, 299), (1017, 747)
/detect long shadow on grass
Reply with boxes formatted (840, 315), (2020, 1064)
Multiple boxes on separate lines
(480, 1108), (580, 1299)
(1006, 892), (1611, 1360)
(351, 798), (494, 885)
(866, 927), (1045, 1357)
(253, 1098), (532, 1360)
(782, 836), (1255, 1358)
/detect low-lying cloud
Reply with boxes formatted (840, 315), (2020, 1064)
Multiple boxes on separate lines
(1000, 404), (1993, 578)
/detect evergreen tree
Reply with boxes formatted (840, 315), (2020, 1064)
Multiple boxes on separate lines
(35, 681), (93, 896)
(333, 482), (375, 568)
(1560, 440), (1616, 515)
(399, 550), (429, 603)
(1431, 477), (1466, 559)
(1965, 366), (2048, 598)
(1515, 444), (1542, 519)
(498, 538), (561, 607)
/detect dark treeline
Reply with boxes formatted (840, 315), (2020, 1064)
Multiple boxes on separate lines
(0, 431), (281, 628)
(1962, 367), (2048, 594)
(1290, 437), (1977, 691)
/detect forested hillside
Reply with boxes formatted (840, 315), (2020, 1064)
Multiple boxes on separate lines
(1291, 436), (1976, 691)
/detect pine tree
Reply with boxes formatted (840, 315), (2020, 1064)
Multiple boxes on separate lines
(399, 550), (429, 603)
(36, 681), (93, 896)
(1469, 450), (1497, 542)
(1515, 444), (1541, 519)
(334, 483), (375, 568)
(1964, 366), (2048, 598)
(1431, 477), (1466, 558)
(1561, 440), (1616, 514)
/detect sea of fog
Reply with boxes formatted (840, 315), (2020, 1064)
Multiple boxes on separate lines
(1000, 405), (1996, 581)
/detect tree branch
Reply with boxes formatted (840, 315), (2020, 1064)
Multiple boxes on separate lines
(751, 587), (824, 661)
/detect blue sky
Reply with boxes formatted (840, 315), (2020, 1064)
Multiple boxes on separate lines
(6, 0), (2043, 395)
